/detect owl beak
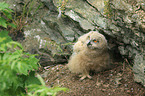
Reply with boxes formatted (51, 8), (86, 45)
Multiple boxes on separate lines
(87, 41), (91, 47)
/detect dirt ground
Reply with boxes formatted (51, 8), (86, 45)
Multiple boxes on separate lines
(40, 62), (145, 96)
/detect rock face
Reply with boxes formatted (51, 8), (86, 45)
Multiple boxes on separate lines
(3, 0), (145, 86)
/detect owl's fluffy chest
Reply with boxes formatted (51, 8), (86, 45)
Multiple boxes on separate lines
(79, 49), (110, 70)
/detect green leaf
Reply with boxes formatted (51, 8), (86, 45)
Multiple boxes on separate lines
(3, 10), (12, 19)
(0, 46), (6, 51)
(0, 17), (7, 28)
(9, 41), (23, 49)
(36, 74), (45, 86)
(2, 52), (11, 60)
(8, 51), (21, 61)
(25, 71), (41, 86)
(0, 31), (23, 52)
(52, 87), (69, 92)
(0, 2), (9, 10)
(0, 30), (10, 38)
(17, 61), (28, 75)
(0, 30), (12, 48)
(11, 59), (18, 69)
(26, 73), (69, 96)
(17, 61), (22, 73)
(8, 23), (17, 28)
(0, 37), (6, 42)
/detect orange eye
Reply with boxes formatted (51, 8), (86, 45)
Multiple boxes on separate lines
(93, 40), (97, 43)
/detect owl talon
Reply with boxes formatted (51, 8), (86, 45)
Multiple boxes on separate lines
(79, 75), (92, 81)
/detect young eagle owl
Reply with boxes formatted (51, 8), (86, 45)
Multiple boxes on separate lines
(67, 31), (110, 80)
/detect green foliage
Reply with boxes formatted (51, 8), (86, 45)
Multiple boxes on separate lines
(0, 1), (42, 36)
(56, 0), (68, 18)
(57, 0), (68, 11)
(0, 3), (39, 95)
(10, 0), (43, 36)
(0, 30), (22, 52)
(22, 0), (42, 17)
(0, 30), (68, 96)
(103, 0), (113, 18)
(0, 30), (39, 95)
(26, 74), (68, 96)
(0, 2), (68, 96)
(0, 2), (16, 28)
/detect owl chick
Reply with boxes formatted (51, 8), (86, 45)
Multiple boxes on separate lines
(67, 31), (110, 80)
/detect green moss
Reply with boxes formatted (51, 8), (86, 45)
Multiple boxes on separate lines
(103, 0), (113, 18)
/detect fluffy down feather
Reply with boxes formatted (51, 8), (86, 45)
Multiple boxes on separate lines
(67, 31), (110, 80)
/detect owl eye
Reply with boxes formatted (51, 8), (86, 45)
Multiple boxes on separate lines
(93, 39), (99, 43)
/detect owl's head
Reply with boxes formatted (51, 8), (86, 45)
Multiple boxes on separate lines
(85, 31), (108, 50)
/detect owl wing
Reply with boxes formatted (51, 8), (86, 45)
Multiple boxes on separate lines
(73, 41), (84, 53)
